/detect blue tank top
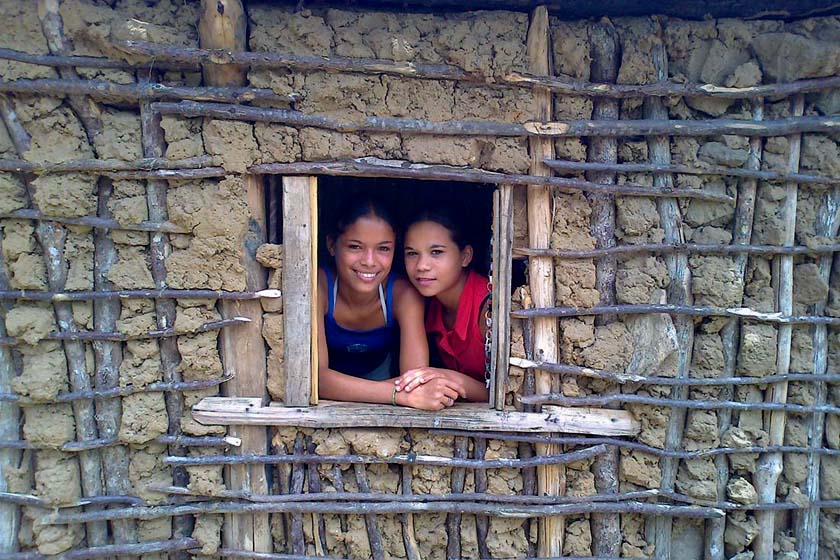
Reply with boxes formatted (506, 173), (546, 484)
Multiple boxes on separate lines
(323, 268), (398, 380)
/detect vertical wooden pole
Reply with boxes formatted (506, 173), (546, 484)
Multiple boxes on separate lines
(645, 28), (694, 560)
(0, 155), (20, 555)
(795, 185), (840, 559)
(198, 0), (271, 554)
(282, 176), (316, 406)
(526, 6), (564, 557)
(754, 94), (804, 560)
(491, 186), (513, 410)
(587, 19), (621, 558)
(706, 99), (764, 560)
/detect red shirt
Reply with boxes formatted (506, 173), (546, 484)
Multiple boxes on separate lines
(425, 271), (489, 382)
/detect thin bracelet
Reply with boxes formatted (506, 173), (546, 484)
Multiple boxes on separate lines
(391, 386), (398, 406)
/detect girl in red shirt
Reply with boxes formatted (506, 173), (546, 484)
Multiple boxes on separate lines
(395, 210), (491, 403)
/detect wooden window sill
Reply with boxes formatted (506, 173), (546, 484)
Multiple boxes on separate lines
(193, 397), (639, 436)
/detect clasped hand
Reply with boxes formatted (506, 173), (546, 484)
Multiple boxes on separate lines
(393, 367), (466, 411)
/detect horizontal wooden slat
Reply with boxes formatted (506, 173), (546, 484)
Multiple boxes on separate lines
(192, 398), (640, 436)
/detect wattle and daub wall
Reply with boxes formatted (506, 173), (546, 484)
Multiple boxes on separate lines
(0, 0), (839, 558)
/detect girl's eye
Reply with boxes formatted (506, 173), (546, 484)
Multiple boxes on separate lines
(405, 250), (417, 258)
(431, 249), (443, 256)
(379, 246), (391, 253)
(348, 244), (361, 250)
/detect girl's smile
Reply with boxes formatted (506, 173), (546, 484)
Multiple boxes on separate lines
(404, 220), (472, 308)
(330, 215), (395, 295)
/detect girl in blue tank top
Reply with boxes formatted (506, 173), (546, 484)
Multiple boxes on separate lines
(317, 198), (466, 410)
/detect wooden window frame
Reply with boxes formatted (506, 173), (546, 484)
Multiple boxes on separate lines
(279, 176), (513, 410)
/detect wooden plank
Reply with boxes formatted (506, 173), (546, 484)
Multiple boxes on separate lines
(193, 398), (640, 436)
(198, 1), (270, 554)
(309, 180), (319, 405)
(754, 94), (804, 560)
(526, 6), (564, 558)
(492, 185), (514, 410)
(282, 176), (315, 406)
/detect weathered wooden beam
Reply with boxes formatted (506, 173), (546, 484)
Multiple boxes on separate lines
(0, 538), (199, 560)
(153, 100), (840, 138)
(0, 176), (21, 557)
(796, 187), (840, 560)
(491, 186), (514, 409)
(754, 94), (804, 560)
(0, 288), (281, 302)
(137, 69), (193, 548)
(515, 242), (840, 258)
(191, 398), (639, 435)
(40, 499), (725, 527)
(543, 158), (840, 186)
(0, 209), (190, 234)
(511, 303), (840, 325)
(706, 98), (764, 560)
(586, 19), (621, 559)
(506, 71), (840, 99)
(198, 1), (272, 554)
(0, 78), (295, 104)
(252, 158), (732, 202)
(525, 7), (564, 558)
(0, 155), (212, 174)
(644, 29), (694, 560)
(282, 177), (316, 406)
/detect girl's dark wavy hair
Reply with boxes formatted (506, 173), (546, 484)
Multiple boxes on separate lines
(405, 204), (488, 273)
(327, 195), (398, 240)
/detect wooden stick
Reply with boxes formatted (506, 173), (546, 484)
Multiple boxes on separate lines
(473, 437), (491, 560)
(398, 437), (421, 560)
(428, 429), (840, 459)
(0, 155), (212, 174)
(12, 7), (110, 541)
(0, 491), (142, 509)
(288, 435), (305, 555)
(147, 486), (662, 506)
(215, 549), (351, 560)
(0, 538), (198, 560)
(519, 393), (840, 414)
(0, 434), (238, 451)
(163, 444), (608, 469)
(2, 377), (232, 405)
(92, 172), (138, 549)
(327, 465), (352, 559)
(252, 158), (733, 202)
(514, 242), (840, 259)
(0, 78), (295, 104)
(354, 464), (385, 560)
(137, 71), (192, 548)
(0, 46), (193, 70)
(509, 358), (840, 386)
(152, 100), (840, 138)
(526, 8), (564, 558)
(0, 288), (281, 302)
(511, 303), (840, 325)
(110, 39), (480, 82)
(445, 437), (468, 559)
(644, 34), (694, 560)
(305, 440), (327, 556)
(706, 98), (764, 560)
(754, 95), (804, 560)
(1, 317), (248, 345)
(506, 70), (840, 99)
(0, 208), (190, 234)
(543, 158), (840, 186)
(0, 200), (21, 557)
(40, 500), (725, 525)
(587, 20), (621, 558)
(794, 149), (840, 560)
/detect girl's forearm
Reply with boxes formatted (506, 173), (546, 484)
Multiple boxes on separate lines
(442, 369), (489, 402)
(318, 368), (395, 404)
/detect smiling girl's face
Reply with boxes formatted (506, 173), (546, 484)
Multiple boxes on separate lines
(404, 220), (472, 300)
(329, 214), (395, 295)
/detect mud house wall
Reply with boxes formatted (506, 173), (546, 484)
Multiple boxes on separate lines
(0, 0), (838, 558)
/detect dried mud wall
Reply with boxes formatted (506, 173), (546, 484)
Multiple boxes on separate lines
(0, 0), (838, 558)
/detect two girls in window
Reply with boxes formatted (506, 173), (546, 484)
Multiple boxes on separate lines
(316, 199), (490, 411)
